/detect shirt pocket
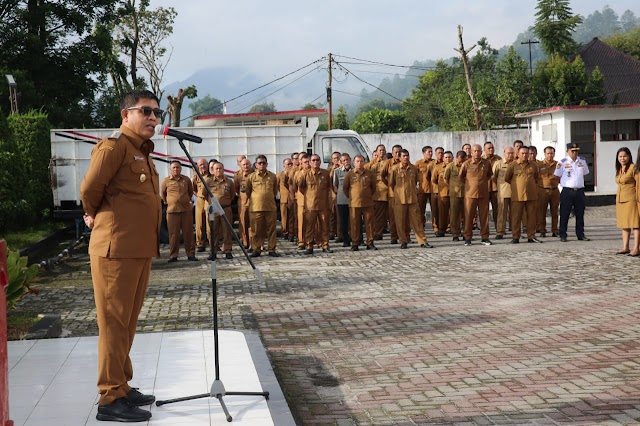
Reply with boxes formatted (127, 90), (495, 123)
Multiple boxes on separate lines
(129, 162), (151, 189)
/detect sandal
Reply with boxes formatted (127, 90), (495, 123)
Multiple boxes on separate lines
(628, 251), (640, 257)
(617, 250), (631, 255)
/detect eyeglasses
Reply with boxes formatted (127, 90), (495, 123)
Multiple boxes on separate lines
(127, 106), (164, 118)
(311, 159), (320, 162)
(256, 161), (266, 165)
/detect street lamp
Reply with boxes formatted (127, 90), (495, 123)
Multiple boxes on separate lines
(5, 74), (18, 113)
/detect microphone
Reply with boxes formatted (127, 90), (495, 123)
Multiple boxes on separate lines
(155, 124), (202, 144)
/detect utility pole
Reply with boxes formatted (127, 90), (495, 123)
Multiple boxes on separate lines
(521, 39), (540, 78)
(454, 25), (481, 130)
(327, 52), (332, 130)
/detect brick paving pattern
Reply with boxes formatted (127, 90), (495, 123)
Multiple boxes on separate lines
(17, 205), (640, 425)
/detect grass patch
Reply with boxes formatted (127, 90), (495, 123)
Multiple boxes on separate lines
(2, 221), (68, 251)
(6, 312), (41, 340)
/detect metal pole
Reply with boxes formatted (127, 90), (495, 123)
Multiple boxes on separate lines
(327, 53), (332, 130)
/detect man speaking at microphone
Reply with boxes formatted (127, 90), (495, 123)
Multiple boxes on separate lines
(80, 90), (161, 422)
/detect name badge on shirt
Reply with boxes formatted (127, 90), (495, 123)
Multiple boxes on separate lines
(134, 156), (145, 161)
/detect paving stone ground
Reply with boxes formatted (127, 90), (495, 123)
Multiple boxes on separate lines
(15, 205), (640, 425)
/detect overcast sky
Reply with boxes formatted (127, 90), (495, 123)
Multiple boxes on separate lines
(151, 0), (638, 87)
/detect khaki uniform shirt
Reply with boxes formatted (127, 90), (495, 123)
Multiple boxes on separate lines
(293, 168), (308, 207)
(192, 173), (210, 199)
(482, 154), (502, 192)
(415, 158), (435, 194)
(234, 170), (251, 209)
(459, 158), (493, 199)
(431, 162), (449, 198)
(161, 174), (193, 213)
(299, 168), (331, 211)
(210, 175), (235, 207)
(389, 163), (419, 205)
(245, 170), (278, 212)
(538, 159), (560, 189)
(382, 158), (401, 198)
(617, 164), (636, 203)
(444, 162), (464, 198)
(277, 170), (290, 204)
(343, 168), (376, 208)
(365, 157), (389, 202)
(80, 125), (161, 258)
(493, 159), (513, 199)
(505, 159), (540, 202)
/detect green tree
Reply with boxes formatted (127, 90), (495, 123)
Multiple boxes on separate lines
(301, 103), (319, 110)
(0, 0), (118, 127)
(533, 0), (583, 57)
(248, 102), (277, 113)
(620, 10), (639, 32)
(351, 108), (415, 134)
(187, 95), (223, 125)
(573, 5), (621, 44)
(604, 26), (640, 61)
(532, 54), (605, 107)
(333, 105), (349, 130)
(493, 47), (533, 127)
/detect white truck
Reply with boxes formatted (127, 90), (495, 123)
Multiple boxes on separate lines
(49, 109), (371, 217)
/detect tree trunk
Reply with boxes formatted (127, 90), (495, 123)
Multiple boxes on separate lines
(455, 25), (482, 130)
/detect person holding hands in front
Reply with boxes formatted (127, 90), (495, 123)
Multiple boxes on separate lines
(615, 147), (640, 256)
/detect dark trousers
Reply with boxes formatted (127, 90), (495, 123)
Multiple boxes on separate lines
(559, 187), (586, 239)
(337, 204), (351, 245)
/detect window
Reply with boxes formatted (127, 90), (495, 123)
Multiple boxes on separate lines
(570, 121), (595, 143)
(600, 119), (640, 141)
(321, 136), (368, 163)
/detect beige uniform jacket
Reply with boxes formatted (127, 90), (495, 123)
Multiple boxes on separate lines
(538, 160), (560, 189)
(234, 171), (251, 209)
(366, 157), (389, 202)
(299, 168), (331, 211)
(343, 168), (376, 208)
(192, 174), (210, 199)
(482, 154), (502, 192)
(444, 162), (465, 198)
(415, 158), (435, 194)
(504, 160), (540, 202)
(161, 174), (193, 213)
(459, 158), (492, 199)
(493, 159), (513, 198)
(245, 170), (278, 212)
(388, 163), (419, 205)
(277, 170), (290, 204)
(80, 125), (161, 258)
(210, 175), (235, 207)
(382, 158), (401, 198)
(431, 162), (449, 198)
(617, 164), (637, 203)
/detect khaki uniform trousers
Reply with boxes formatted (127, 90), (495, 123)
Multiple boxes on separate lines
(449, 196), (464, 238)
(496, 197), (511, 236)
(418, 193), (430, 229)
(167, 211), (195, 259)
(393, 203), (427, 245)
(250, 210), (277, 253)
(209, 206), (233, 254)
(91, 256), (151, 406)
(305, 209), (330, 249)
(330, 196), (338, 238)
(373, 200), (388, 238)
(194, 197), (209, 248)
(297, 203), (306, 247)
(388, 197), (398, 240)
(287, 201), (296, 240)
(430, 193), (440, 232)
(350, 206), (375, 246)
(238, 203), (250, 247)
(489, 191), (498, 228)
(280, 200), (290, 237)
(463, 197), (490, 241)
(437, 196), (450, 233)
(512, 200), (537, 239)
(537, 187), (560, 233)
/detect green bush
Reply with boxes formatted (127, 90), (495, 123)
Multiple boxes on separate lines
(7, 110), (52, 215)
(0, 151), (33, 232)
(5, 249), (39, 310)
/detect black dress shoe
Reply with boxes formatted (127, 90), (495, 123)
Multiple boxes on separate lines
(126, 388), (156, 406)
(400, 243), (408, 249)
(539, 232), (546, 238)
(304, 248), (313, 255)
(207, 252), (216, 261)
(342, 242), (350, 247)
(187, 256), (198, 261)
(196, 246), (206, 253)
(97, 397), (151, 422)
(288, 237), (295, 242)
(322, 248), (333, 253)
(335, 238), (343, 243)
(552, 233), (559, 237)
(560, 237), (568, 242)
(420, 243), (434, 248)
(495, 235), (503, 240)
(225, 253), (233, 259)
(453, 236), (460, 242)
(268, 251), (281, 257)
(351, 245), (359, 251)
(374, 235), (382, 241)
(167, 257), (177, 263)
(390, 239), (398, 245)
(578, 236), (591, 241)
(528, 238), (542, 243)
(249, 251), (261, 258)
(511, 238), (519, 244)
(366, 244), (378, 250)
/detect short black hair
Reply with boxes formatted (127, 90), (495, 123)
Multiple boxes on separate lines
(422, 145), (433, 153)
(400, 149), (410, 156)
(456, 151), (467, 159)
(121, 90), (160, 110)
(255, 154), (268, 163)
(444, 150), (453, 156)
(392, 144), (403, 151)
(170, 160), (181, 166)
(483, 141), (493, 147)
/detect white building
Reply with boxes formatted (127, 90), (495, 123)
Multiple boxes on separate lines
(515, 104), (640, 194)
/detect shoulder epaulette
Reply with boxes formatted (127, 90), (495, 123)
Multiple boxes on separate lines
(560, 158), (567, 163)
(108, 130), (122, 140)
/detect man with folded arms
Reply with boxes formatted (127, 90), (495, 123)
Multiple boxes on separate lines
(161, 161), (197, 263)
(208, 162), (236, 260)
(343, 155), (377, 251)
(505, 146), (542, 244)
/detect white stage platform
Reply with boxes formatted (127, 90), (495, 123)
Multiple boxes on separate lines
(7, 330), (295, 425)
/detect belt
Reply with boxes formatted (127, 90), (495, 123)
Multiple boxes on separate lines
(563, 187), (584, 191)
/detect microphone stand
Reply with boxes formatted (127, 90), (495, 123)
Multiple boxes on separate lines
(155, 139), (268, 422)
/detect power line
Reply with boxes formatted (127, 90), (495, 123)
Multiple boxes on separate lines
(333, 61), (404, 103)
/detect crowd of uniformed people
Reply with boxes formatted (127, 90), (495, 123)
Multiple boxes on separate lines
(161, 138), (596, 262)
